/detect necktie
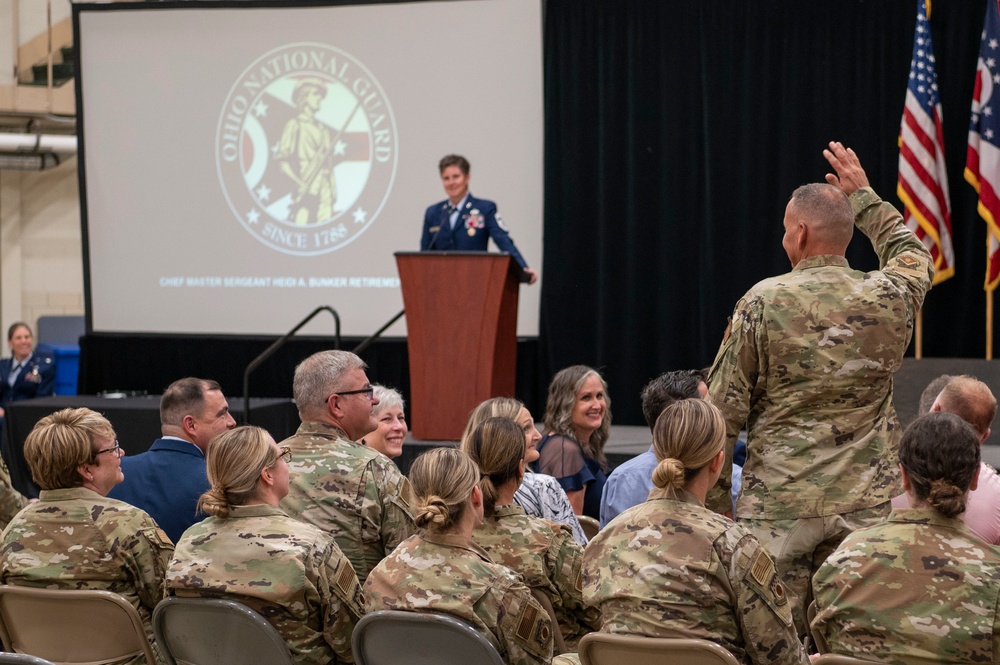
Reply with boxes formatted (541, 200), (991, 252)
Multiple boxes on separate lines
(8, 363), (20, 387)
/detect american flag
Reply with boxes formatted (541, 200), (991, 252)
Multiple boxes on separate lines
(967, 0), (1000, 292)
(898, 0), (953, 285)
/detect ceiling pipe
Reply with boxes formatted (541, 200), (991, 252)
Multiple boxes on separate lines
(0, 132), (77, 154)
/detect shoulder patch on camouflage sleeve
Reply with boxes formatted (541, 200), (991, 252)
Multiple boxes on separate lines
(507, 591), (552, 661)
(516, 600), (539, 642)
(744, 547), (793, 627)
(891, 254), (929, 279)
(750, 549), (774, 587)
(335, 559), (358, 598)
(398, 478), (413, 511)
(152, 527), (174, 548)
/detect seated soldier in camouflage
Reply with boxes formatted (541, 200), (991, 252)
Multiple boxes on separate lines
(462, 416), (600, 650)
(167, 426), (364, 665)
(554, 399), (808, 665)
(0, 457), (26, 531)
(0, 408), (173, 665)
(279, 350), (414, 584)
(812, 413), (1000, 663)
(365, 447), (554, 665)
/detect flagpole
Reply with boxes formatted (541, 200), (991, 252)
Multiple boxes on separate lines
(988, 291), (994, 360)
(914, 310), (923, 359)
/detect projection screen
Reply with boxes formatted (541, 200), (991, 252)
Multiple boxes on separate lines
(74, 0), (543, 336)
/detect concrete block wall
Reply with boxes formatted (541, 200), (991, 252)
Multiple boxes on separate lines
(0, 156), (84, 345)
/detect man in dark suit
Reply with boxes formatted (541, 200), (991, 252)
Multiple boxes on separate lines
(420, 154), (538, 284)
(108, 377), (236, 542)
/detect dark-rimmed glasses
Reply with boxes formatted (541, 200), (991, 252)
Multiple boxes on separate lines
(327, 386), (375, 402)
(94, 441), (122, 458)
(267, 446), (292, 469)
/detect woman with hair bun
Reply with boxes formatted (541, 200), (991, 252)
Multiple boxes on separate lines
(365, 447), (554, 665)
(166, 426), (364, 665)
(812, 412), (1000, 663)
(462, 397), (587, 544)
(463, 417), (600, 650)
(565, 399), (807, 665)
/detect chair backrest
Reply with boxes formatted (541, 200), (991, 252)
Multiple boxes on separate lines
(578, 632), (741, 665)
(36, 315), (84, 346)
(578, 515), (600, 541)
(813, 655), (882, 665)
(152, 596), (294, 665)
(0, 654), (57, 665)
(528, 587), (566, 655)
(0, 585), (157, 665)
(352, 610), (504, 665)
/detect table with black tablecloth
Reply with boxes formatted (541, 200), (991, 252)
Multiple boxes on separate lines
(2, 395), (297, 497)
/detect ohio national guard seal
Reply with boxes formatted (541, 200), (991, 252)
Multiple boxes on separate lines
(217, 43), (398, 256)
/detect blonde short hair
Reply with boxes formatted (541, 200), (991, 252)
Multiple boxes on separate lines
(25, 408), (115, 490)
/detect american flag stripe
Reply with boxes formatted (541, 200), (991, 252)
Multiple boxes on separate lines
(898, 149), (949, 239)
(899, 145), (947, 216)
(898, 0), (954, 285)
(903, 104), (939, 156)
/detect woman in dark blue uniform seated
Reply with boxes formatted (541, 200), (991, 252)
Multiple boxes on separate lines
(0, 322), (55, 427)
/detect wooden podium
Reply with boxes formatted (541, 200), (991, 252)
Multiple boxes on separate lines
(396, 251), (522, 440)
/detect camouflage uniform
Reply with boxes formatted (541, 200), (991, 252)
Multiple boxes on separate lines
(278, 421), (415, 583)
(0, 487), (173, 664)
(812, 509), (1000, 664)
(167, 504), (364, 665)
(707, 187), (933, 632)
(364, 532), (554, 665)
(578, 492), (808, 665)
(0, 457), (27, 530)
(473, 504), (600, 648)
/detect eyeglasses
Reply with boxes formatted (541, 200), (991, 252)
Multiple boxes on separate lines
(94, 441), (122, 458)
(327, 386), (375, 402)
(267, 446), (291, 469)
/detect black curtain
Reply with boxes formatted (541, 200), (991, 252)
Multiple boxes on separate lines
(541, 0), (985, 424)
(77, 0), (987, 428)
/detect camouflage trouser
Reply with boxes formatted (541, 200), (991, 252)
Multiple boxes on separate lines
(740, 502), (890, 643)
(552, 654), (581, 665)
